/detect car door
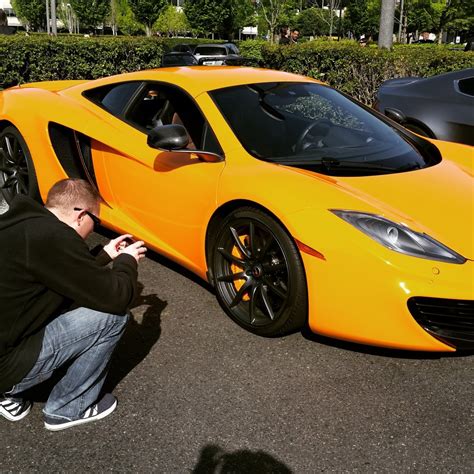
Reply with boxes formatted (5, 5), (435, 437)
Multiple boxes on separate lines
(89, 81), (225, 272)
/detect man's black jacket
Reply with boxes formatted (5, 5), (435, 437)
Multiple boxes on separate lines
(0, 195), (138, 393)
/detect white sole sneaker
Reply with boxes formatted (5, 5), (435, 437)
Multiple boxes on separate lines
(0, 399), (32, 422)
(44, 395), (117, 431)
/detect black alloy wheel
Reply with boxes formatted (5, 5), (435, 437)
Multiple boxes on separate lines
(0, 126), (40, 204)
(212, 207), (307, 336)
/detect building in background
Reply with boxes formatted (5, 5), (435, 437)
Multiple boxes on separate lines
(171, 0), (184, 12)
(0, 0), (20, 27)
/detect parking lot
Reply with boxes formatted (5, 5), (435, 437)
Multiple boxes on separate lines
(0, 224), (472, 472)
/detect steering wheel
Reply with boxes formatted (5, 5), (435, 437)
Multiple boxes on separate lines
(295, 119), (332, 152)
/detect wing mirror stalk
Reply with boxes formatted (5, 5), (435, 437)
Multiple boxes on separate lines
(147, 124), (224, 163)
(384, 108), (406, 124)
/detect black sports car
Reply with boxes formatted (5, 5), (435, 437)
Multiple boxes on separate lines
(374, 68), (474, 146)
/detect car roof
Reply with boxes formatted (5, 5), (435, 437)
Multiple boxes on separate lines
(64, 67), (319, 98)
(194, 44), (228, 48)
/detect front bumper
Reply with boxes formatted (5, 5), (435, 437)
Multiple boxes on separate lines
(301, 247), (474, 352)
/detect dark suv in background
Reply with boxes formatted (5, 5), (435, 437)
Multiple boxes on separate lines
(161, 43), (242, 67)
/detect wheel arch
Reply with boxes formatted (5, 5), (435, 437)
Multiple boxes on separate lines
(0, 120), (16, 133)
(205, 199), (301, 287)
(403, 118), (436, 138)
(0, 122), (41, 203)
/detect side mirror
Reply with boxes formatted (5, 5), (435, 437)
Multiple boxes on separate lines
(147, 124), (189, 150)
(384, 108), (406, 124)
(148, 124), (225, 163)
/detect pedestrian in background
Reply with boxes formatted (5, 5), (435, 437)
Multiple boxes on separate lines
(289, 29), (300, 44)
(279, 27), (290, 45)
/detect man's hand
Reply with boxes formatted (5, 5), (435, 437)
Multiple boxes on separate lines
(103, 234), (135, 260)
(120, 240), (147, 263)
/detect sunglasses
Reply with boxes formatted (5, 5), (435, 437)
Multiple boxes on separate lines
(74, 207), (101, 230)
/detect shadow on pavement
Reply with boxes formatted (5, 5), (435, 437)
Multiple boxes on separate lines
(192, 444), (292, 473)
(104, 282), (167, 392)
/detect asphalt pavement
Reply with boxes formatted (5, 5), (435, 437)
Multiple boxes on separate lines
(0, 224), (473, 473)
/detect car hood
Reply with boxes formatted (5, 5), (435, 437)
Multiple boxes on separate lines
(292, 159), (474, 259)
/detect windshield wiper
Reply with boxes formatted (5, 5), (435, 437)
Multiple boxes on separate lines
(276, 157), (422, 173)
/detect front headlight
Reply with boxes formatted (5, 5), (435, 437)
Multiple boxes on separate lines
(331, 210), (466, 264)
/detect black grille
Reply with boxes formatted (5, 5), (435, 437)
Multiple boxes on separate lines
(408, 297), (474, 349)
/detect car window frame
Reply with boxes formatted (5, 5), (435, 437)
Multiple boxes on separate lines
(83, 80), (224, 156)
(82, 80), (146, 118)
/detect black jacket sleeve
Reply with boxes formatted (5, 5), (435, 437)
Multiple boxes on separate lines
(26, 222), (138, 315)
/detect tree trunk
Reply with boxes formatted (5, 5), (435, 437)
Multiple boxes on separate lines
(378, 0), (396, 49)
(51, 0), (57, 35)
(45, 0), (51, 35)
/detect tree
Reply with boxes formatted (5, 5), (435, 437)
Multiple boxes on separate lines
(70, 0), (110, 31)
(379, 0), (396, 48)
(297, 7), (332, 36)
(129, 0), (167, 36)
(401, 0), (441, 39)
(344, 0), (380, 38)
(225, 0), (257, 39)
(11, 0), (46, 30)
(154, 5), (189, 36)
(108, 0), (141, 35)
(109, 0), (143, 35)
(57, 1), (79, 34)
(308, 0), (343, 37)
(257, 0), (288, 43)
(184, 0), (232, 38)
(439, 0), (474, 41)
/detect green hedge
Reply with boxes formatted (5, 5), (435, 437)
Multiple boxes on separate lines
(0, 35), (230, 88)
(1, 35), (473, 105)
(239, 40), (474, 104)
(0, 35), (165, 86)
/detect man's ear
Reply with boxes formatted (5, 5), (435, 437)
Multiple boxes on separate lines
(72, 209), (84, 227)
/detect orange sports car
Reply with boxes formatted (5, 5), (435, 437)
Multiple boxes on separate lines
(0, 67), (473, 351)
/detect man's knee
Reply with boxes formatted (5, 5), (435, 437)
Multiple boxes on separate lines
(94, 310), (129, 336)
(59, 307), (128, 339)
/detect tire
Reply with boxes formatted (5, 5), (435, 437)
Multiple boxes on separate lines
(211, 207), (307, 336)
(0, 126), (40, 204)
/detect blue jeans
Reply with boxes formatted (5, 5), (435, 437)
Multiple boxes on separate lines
(7, 307), (128, 421)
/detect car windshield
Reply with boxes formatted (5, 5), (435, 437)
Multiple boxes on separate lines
(195, 46), (227, 56)
(210, 82), (440, 176)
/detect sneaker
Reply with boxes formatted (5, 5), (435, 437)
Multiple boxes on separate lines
(44, 393), (117, 431)
(0, 397), (32, 422)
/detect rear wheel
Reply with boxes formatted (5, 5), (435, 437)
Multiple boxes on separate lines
(212, 207), (307, 336)
(0, 126), (40, 204)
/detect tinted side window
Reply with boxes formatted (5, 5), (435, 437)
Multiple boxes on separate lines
(126, 83), (222, 154)
(226, 44), (239, 54)
(83, 82), (142, 117)
(458, 77), (474, 96)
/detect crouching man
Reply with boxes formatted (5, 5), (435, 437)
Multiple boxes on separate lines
(0, 178), (146, 431)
